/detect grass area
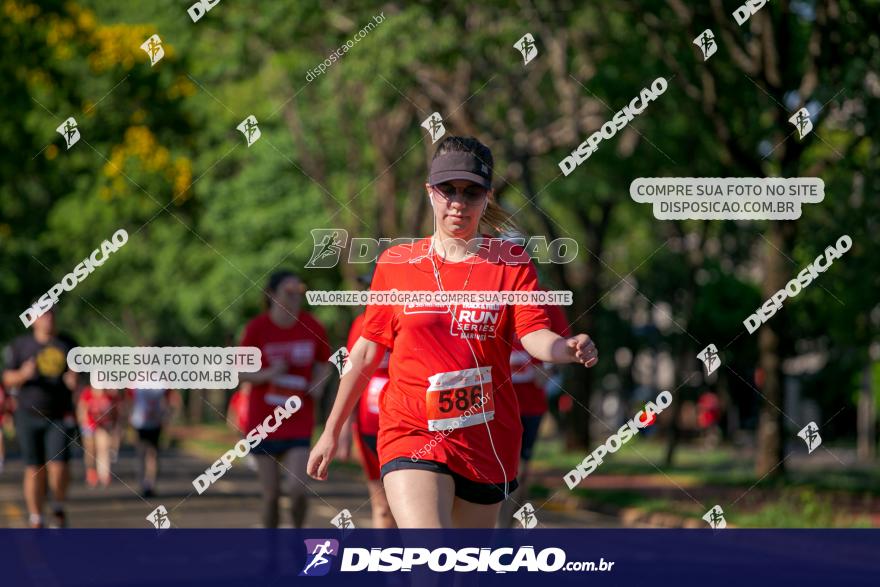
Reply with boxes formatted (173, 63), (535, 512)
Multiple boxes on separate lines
(529, 435), (878, 528)
(531, 435), (880, 496)
(572, 487), (873, 527)
(733, 489), (872, 528)
(174, 423), (877, 527)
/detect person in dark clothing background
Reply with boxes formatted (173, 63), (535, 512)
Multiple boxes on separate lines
(2, 308), (79, 528)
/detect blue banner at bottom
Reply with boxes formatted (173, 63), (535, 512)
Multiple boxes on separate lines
(1, 529), (876, 586)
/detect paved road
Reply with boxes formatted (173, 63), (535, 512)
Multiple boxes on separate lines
(0, 446), (622, 529)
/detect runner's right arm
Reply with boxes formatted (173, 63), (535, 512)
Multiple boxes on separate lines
(2, 341), (34, 389)
(2, 360), (35, 389)
(307, 335), (386, 480)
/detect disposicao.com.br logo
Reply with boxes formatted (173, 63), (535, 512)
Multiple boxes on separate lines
(299, 541), (614, 575)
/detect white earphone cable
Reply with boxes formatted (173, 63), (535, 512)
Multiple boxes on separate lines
(426, 198), (509, 498)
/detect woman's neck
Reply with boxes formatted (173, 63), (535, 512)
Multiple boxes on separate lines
(33, 330), (53, 344)
(432, 231), (482, 262)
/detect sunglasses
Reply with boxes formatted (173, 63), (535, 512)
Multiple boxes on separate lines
(431, 183), (489, 203)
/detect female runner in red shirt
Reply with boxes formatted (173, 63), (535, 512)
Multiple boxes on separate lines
(239, 270), (331, 528)
(308, 136), (598, 528)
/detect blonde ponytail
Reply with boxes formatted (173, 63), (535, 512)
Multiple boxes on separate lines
(480, 197), (519, 235)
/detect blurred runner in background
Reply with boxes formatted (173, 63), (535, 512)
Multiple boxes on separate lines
(76, 386), (123, 488)
(226, 383), (257, 471)
(697, 390), (722, 448)
(0, 383), (13, 473)
(498, 301), (570, 527)
(2, 308), (79, 528)
(238, 270), (331, 528)
(337, 271), (397, 528)
(127, 387), (179, 497)
(226, 385), (249, 433)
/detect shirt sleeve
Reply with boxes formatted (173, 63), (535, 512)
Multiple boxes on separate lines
(239, 320), (266, 367)
(346, 314), (364, 350)
(361, 257), (395, 349)
(511, 261), (551, 339)
(2, 341), (19, 371)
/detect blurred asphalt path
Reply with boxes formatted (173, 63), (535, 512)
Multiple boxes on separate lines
(0, 440), (621, 529)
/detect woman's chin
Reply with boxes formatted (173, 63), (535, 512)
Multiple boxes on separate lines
(443, 221), (477, 237)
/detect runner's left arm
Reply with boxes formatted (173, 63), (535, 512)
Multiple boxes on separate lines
(520, 329), (598, 367)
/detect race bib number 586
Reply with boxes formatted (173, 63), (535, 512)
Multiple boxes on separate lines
(425, 366), (495, 431)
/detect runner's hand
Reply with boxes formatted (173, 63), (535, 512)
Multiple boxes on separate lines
(567, 334), (598, 368)
(62, 370), (78, 391)
(307, 432), (337, 480)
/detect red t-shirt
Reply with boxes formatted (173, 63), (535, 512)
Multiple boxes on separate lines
(239, 311), (330, 440)
(361, 236), (551, 484)
(347, 313), (390, 436)
(511, 303), (571, 416)
(79, 387), (122, 430)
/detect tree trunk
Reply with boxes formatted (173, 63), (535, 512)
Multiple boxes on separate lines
(563, 218), (606, 450)
(857, 364), (876, 462)
(755, 222), (794, 476)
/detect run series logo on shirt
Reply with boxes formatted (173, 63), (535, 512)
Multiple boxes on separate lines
(264, 340), (315, 366)
(450, 304), (501, 340)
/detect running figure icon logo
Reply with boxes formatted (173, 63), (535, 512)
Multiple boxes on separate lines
(146, 505), (171, 529)
(56, 117), (80, 150)
(789, 107), (813, 139)
(797, 422), (822, 454)
(328, 346), (352, 377)
(237, 115), (261, 147)
(331, 508), (355, 529)
(514, 33), (538, 65)
(702, 505), (727, 529)
(300, 539), (339, 577)
(421, 112), (446, 144)
(513, 503), (538, 529)
(697, 344), (720, 376)
(693, 29), (717, 61)
(140, 34), (164, 66)
(306, 229), (348, 268)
